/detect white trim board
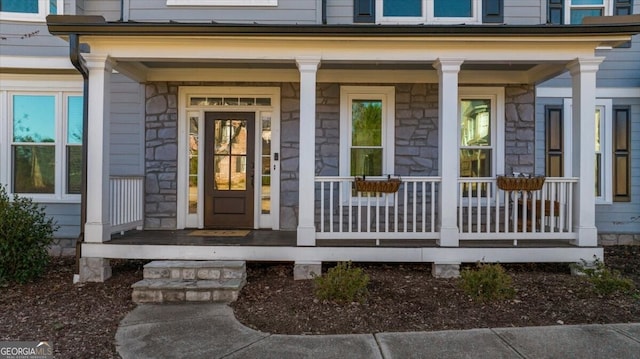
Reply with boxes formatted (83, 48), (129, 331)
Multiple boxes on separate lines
(537, 87), (640, 98)
(176, 86), (281, 230)
(82, 243), (604, 263)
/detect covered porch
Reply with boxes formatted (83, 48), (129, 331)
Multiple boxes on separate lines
(45, 16), (638, 280)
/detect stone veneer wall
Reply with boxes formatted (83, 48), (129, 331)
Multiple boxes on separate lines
(504, 85), (536, 175)
(144, 82), (537, 230)
(145, 82), (302, 230)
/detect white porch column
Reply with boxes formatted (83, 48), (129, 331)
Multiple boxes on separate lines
(296, 57), (321, 246)
(567, 57), (604, 247)
(83, 54), (114, 243)
(434, 59), (464, 247)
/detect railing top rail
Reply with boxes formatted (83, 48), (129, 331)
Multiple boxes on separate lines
(315, 176), (441, 182)
(457, 176), (579, 183)
(110, 175), (145, 180)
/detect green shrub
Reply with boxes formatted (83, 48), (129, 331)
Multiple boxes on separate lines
(0, 185), (58, 284)
(460, 263), (516, 301)
(572, 257), (636, 295)
(313, 261), (369, 304)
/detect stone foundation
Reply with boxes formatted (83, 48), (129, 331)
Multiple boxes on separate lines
(432, 263), (461, 278)
(79, 257), (112, 282)
(598, 233), (640, 246)
(47, 238), (77, 257)
(294, 262), (322, 280)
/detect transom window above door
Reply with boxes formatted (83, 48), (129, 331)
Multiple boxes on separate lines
(377, 0), (482, 24)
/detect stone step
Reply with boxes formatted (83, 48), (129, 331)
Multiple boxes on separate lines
(142, 260), (246, 281)
(131, 278), (245, 304)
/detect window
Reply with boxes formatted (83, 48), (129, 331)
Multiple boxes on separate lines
(458, 88), (504, 178)
(340, 86), (395, 179)
(0, 0), (62, 21)
(2, 91), (82, 201)
(167, 0), (277, 6)
(562, 98), (613, 203)
(377, 0), (485, 24)
(548, 0), (613, 24)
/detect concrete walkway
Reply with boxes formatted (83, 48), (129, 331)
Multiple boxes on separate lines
(116, 303), (640, 359)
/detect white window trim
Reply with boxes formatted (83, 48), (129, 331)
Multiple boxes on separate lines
(340, 86), (395, 204)
(563, 98), (612, 204)
(376, 0), (481, 25)
(167, 0), (277, 6)
(1, 90), (82, 203)
(458, 87), (505, 178)
(177, 86), (281, 230)
(0, 0), (63, 22)
(564, 0), (613, 24)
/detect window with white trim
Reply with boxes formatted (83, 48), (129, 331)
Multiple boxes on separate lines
(1, 91), (82, 201)
(548, 0), (614, 24)
(167, 0), (277, 6)
(377, 0), (481, 24)
(340, 86), (395, 179)
(0, 0), (62, 22)
(563, 98), (613, 203)
(459, 87), (504, 196)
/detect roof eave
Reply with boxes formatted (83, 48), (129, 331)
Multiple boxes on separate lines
(46, 15), (640, 38)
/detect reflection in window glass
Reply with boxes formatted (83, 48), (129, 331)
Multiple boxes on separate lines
(460, 98), (493, 197)
(351, 100), (383, 176)
(595, 108), (602, 197)
(13, 146), (55, 193)
(13, 95), (55, 143)
(66, 96), (83, 194)
(261, 112), (272, 214)
(188, 113), (199, 213)
(0, 0), (39, 13)
(383, 0), (421, 16)
(434, 0), (472, 17)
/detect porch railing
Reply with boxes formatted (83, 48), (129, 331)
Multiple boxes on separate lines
(457, 177), (578, 243)
(110, 176), (144, 234)
(315, 176), (441, 240)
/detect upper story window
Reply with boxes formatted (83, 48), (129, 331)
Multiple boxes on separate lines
(548, 0), (627, 24)
(377, 0), (482, 24)
(0, 0), (62, 22)
(167, 0), (277, 6)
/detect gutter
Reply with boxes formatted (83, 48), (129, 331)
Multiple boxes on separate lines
(47, 15), (640, 38)
(69, 34), (89, 283)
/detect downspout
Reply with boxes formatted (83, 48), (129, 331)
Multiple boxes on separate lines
(69, 34), (89, 281)
(120, 0), (124, 22)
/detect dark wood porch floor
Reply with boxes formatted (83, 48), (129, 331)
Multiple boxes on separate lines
(108, 230), (575, 248)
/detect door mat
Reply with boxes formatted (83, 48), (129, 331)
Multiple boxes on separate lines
(188, 230), (251, 237)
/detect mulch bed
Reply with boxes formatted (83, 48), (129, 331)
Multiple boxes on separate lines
(0, 246), (638, 358)
(232, 246), (640, 334)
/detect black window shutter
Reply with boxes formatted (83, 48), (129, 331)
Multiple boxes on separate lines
(548, 0), (564, 24)
(545, 106), (564, 177)
(354, 0), (375, 23)
(613, 107), (631, 202)
(482, 0), (503, 23)
(614, 0), (633, 15)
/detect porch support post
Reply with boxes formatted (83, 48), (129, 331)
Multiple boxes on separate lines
(83, 54), (114, 243)
(434, 59), (464, 247)
(567, 57), (603, 247)
(296, 57), (321, 246)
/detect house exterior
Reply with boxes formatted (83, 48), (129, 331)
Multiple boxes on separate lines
(1, 0), (638, 282)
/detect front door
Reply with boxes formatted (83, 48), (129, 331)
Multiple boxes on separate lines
(204, 112), (255, 228)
